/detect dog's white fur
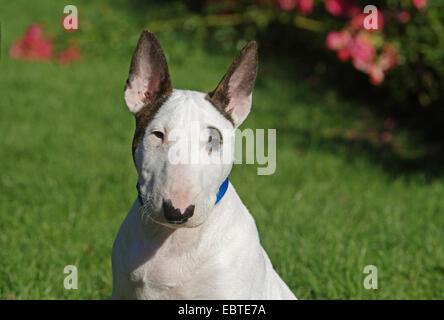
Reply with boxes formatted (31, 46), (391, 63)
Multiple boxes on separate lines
(111, 32), (296, 300)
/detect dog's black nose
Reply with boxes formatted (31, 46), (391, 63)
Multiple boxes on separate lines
(162, 199), (194, 224)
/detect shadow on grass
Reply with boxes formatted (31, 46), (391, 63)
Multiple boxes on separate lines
(253, 24), (444, 180)
(280, 126), (444, 181)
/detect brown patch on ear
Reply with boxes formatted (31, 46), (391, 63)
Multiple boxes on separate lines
(132, 93), (171, 162)
(124, 30), (173, 162)
(205, 41), (258, 126)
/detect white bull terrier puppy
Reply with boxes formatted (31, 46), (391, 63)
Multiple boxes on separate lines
(111, 30), (297, 300)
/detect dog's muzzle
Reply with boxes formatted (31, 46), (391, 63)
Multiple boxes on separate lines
(136, 177), (229, 225)
(162, 199), (195, 224)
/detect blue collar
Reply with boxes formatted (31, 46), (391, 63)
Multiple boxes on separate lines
(137, 177), (229, 206)
(215, 177), (229, 205)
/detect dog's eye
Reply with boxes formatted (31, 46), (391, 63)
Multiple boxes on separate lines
(207, 127), (222, 154)
(152, 131), (164, 140)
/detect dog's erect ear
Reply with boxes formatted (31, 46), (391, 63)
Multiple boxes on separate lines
(124, 30), (172, 115)
(206, 41), (258, 127)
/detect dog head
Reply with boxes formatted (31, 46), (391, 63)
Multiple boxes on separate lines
(124, 30), (257, 228)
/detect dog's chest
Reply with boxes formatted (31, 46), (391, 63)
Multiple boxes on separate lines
(130, 261), (180, 299)
(127, 235), (210, 299)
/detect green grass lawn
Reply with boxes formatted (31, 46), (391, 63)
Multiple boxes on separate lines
(0, 1), (443, 299)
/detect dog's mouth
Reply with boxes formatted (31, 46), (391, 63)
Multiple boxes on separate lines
(138, 199), (194, 228)
(166, 220), (188, 225)
(147, 216), (193, 229)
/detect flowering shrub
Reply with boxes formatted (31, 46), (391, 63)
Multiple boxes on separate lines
(9, 24), (53, 61)
(57, 47), (81, 66)
(200, 0), (442, 107)
(276, 0), (314, 14)
(10, 24), (81, 66)
(274, 0), (398, 86)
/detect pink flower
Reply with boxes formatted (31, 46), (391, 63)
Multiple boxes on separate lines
(413, 0), (427, 9)
(57, 47), (81, 66)
(347, 33), (375, 65)
(297, 0), (313, 15)
(9, 24), (53, 61)
(347, 5), (361, 17)
(368, 63), (385, 85)
(9, 23), (81, 65)
(29, 39), (52, 60)
(380, 131), (392, 143)
(325, 0), (355, 17)
(352, 58), (370, 72)
(377, 44), (398, 71)
(23, 24), (43, 44)
(275, 0), (298, 10)
(325, 30), (351, 50)
(350, 14), (366, 30)
(337, 48), (350, 61)
(398, 11), (411, 23)
(9, 42), (25, 59)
